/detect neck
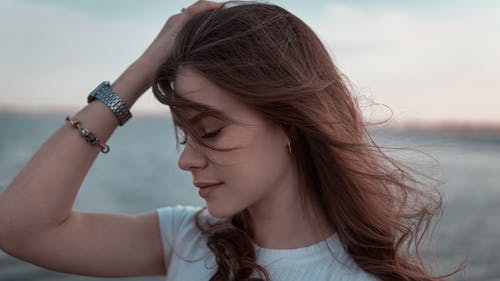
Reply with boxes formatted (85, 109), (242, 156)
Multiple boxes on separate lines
(245, 163), (335, 249)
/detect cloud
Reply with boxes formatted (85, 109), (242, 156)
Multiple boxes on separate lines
(0, 0), (167, 114)
(308, 2), (500, 123)
(1, 0), (499, 123)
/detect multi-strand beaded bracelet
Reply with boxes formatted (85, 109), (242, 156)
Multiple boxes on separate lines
(65, 81), (132, 154)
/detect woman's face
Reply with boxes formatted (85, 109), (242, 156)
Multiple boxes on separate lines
(174, 66), (294, 218)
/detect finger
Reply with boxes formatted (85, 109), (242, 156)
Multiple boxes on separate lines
(183, 0), (223, 16)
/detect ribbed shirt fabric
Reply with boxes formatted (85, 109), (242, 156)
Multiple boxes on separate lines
(157, 205), (379, 281)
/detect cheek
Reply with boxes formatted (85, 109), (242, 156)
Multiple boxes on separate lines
(223, 132), (289, 195)
(205, 129), (289, 217)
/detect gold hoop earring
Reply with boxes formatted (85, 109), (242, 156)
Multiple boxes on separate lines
(287, 141), (292, 154)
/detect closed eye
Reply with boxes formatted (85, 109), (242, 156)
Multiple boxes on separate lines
(202, 128), (223, 139)
(179, 127), (224, 145)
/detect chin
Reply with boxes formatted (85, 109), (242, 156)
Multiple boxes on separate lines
(206, 203), (240, 219)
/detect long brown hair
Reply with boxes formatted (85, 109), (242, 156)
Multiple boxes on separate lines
(152, 1), (463, 280)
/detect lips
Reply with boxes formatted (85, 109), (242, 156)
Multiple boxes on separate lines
(194, 181), (224, 189)
(195, 181), (223, 199)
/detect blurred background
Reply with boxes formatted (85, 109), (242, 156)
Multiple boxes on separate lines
(0, 0), (499, 280)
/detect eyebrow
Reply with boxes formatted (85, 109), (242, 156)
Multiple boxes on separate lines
(188, 110), (225, 126)
(189, 112), (208, 125)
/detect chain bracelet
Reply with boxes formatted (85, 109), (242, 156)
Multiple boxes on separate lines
(65, 116), (110, 153)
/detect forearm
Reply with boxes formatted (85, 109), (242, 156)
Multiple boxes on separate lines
(0, 62), (153, 237)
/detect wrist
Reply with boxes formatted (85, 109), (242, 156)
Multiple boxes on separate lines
(111, 63), (154, 107)
(88, 82), (132, 126)
(133, 54), (164, 79)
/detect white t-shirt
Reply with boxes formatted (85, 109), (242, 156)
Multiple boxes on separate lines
(156, 205), (379, 281)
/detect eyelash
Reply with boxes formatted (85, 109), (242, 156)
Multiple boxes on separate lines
(179, 127), (223, 145)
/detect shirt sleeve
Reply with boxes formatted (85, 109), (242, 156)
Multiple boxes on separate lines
(156, 205), (203, 270)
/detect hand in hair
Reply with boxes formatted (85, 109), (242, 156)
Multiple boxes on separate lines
(135, 0), (223, 82)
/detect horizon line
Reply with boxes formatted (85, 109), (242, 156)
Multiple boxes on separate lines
(1, 107), (499, 134)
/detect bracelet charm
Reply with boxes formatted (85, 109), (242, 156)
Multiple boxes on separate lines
(66, 116), (110, 153)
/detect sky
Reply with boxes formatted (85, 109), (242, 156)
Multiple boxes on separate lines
(0, 0), (499, 125)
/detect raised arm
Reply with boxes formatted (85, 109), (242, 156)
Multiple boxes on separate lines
(0, 1), (221, 277)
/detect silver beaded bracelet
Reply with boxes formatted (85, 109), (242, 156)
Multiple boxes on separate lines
(65, 116), (110, 153)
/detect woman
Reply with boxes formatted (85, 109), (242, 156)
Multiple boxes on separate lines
(0, 1), (459, 280)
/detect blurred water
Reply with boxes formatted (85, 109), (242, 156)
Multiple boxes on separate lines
(0, 113), (499, 280)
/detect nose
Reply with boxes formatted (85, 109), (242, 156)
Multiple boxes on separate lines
(177, 141), (208, 171)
